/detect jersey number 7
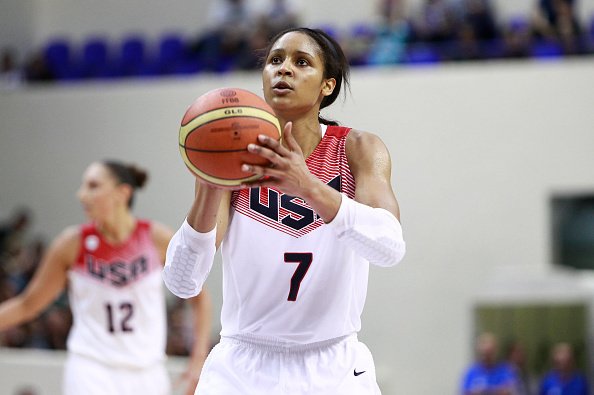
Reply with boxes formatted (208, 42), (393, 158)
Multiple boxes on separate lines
(284, 252), (312, 301)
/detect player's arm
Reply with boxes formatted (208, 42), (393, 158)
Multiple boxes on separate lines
(0, 226), (76, 331)
(162, 180), (231, 299)
(242, 124), (405, 267)
(347, 130), (400, 219)
(151, 221), (175, 263)
(180, 289), (213, 395)
(325, 129), (405, 267)
(152, 220), (213, 394)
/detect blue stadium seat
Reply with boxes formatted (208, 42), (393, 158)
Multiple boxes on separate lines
(156, 34), (188, 74)
(480, 39), (506, 59)
(43, 39), (77, 80)
(588, 14), (594, 53)
(530, 40), (564, 59)
(117, 35), (147, 76)
(80, 37), (114, 78)
(402, 43), (441, 64)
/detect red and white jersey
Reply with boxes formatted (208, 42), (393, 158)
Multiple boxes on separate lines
(67, 220), (167, 368)
(221, 125), (368, 344)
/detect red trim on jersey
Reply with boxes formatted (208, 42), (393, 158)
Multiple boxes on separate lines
(325, 125), (351, 138)
(73, 220), (160, 287)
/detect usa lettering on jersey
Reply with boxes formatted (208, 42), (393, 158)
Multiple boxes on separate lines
(232, 175), (340, 238)
(232, 126), (356, 237)
(86, 255), (149, 287)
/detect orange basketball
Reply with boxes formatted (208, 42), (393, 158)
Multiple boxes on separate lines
(178, 87), (281, 187)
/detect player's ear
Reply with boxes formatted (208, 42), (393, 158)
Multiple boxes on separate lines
(321, 78), (336, 97)
(117, 183), (133, 206)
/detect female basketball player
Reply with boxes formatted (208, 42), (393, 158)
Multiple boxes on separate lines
(0, 160), (212, 395)
(163, 27), (406, 394)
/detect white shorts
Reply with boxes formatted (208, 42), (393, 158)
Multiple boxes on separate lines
(195, 334), (381, 395)
(63, 353), (171, 395)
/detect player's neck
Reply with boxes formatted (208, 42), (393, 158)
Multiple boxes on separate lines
(282, 118), (323, 158)
(97, 210), (136, 244)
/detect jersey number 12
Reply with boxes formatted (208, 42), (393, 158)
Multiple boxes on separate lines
(105, 302), (134, 333)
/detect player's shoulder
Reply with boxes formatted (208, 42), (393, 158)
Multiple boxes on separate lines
(346, 128), (384, 144)
(345, 128), (392, 178)
(148, 220), (174, 243)
(56, 225), (82, 246)
(47, 225), (81, 264)
(147, 220), (175, 263)
(346, 128), (389, 158)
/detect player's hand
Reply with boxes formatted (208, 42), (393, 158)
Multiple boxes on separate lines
(174, 364), (202, 395)
(241, 122), (318, 198)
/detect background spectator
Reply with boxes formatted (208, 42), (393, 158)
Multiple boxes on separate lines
(412, 0), (459, 43)
(531, 0), (584, 53)
(0, 48), (23, 90)
(366, 0), (410, 65)
(502, 15), (532, 58)
(538, 342), (589, 395)
(192, 0), (257, 71)
(460, 332), (519, 395)
(0, 209), (32, 277)
(255, 0), (301, 37)
(504, 340), (535, 395)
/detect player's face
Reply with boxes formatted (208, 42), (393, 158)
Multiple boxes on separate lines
(77, 163), (126, 221)
(262, 32), (335, 117)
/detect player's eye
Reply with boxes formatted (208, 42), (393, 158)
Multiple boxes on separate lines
(270, 56), (282, 64)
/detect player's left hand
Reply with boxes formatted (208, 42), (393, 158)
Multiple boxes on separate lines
(241, 122), (318, 198)
(175, 363), (202, 395)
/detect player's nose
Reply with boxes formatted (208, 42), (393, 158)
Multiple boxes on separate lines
(277, 60), (293, 76)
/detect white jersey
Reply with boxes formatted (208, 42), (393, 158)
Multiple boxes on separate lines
(221, 125), (368, 344)
(67, 220), (167, 368)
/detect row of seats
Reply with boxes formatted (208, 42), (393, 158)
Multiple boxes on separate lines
(39, 19), (594, 81)
(43, 34), (196, 80)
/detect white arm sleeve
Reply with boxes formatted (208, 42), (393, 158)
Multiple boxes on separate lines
(162, 219), (216, 298)
(326, 194), (406, 267)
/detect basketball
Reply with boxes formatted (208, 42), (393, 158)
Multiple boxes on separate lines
(178, 87), (281, 187)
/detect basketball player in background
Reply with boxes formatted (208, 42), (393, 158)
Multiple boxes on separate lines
(0, 160), (212, 395)
(163, 27), (406, 394)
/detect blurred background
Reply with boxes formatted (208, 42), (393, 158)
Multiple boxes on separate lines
(1, 0), (594, 394)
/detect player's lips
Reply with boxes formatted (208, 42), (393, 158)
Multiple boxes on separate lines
(272, 81), (293, 94)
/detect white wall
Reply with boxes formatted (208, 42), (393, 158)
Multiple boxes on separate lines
(1, 58), (594, 394)
(0, 1), (36, 63)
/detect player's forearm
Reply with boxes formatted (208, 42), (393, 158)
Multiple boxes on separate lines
(326, 194), (406, 267)
(190, 290), (212, 361)
(300, 177), (342, 223)
(162, 220), (217, 298)
(0, 297), (36, 331)
(187, 180), (224, 233)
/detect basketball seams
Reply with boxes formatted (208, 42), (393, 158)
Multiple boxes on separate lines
(180, 104), (277, 127)
(179, 107), (280, 145)
(180, 146), (252, 154)
(179, 115), (281, 148)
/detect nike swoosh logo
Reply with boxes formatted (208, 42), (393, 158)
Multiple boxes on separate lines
(354, 369), (366, 376)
